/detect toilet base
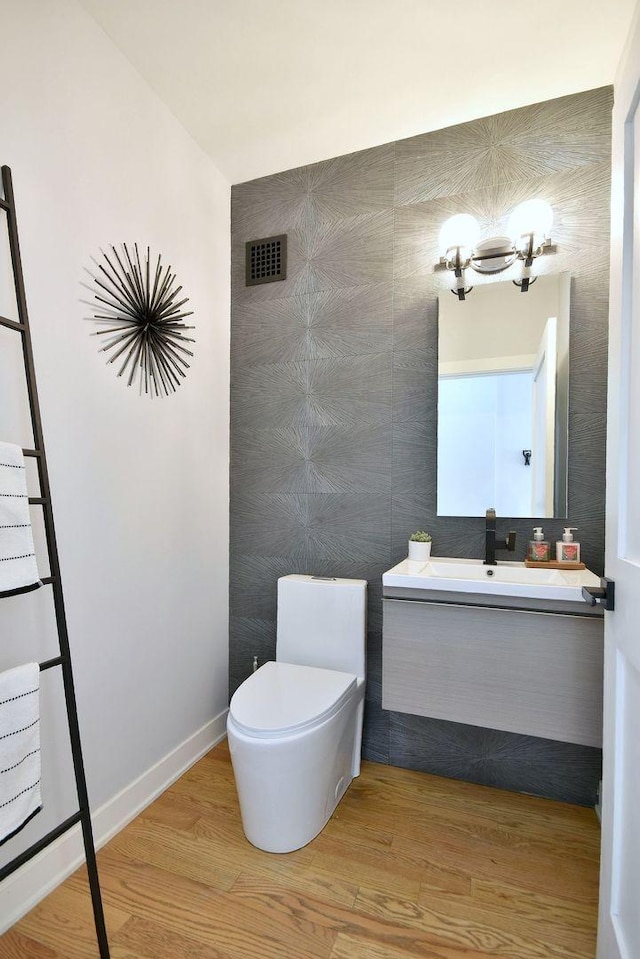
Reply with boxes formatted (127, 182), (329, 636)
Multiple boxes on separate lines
(227, 686), (364, 853)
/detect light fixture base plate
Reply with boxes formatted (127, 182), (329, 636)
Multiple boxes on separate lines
(470, 236), (517, 274)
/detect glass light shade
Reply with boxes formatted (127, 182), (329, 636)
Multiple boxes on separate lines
(507, 199), (553, 244)
(439, 214), (481, 256)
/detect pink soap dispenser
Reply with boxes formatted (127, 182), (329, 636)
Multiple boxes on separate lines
(528, 527), (551, 562)
(557, 528), (580, 563)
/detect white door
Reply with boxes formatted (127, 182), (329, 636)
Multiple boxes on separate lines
(598, 6), (640, 958)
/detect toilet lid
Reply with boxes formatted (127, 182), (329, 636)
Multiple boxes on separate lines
(229, 661), (358, 738)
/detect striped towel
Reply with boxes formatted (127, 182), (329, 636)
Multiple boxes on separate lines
(0, 441), (40, 597)
(0, 663), (42, 844)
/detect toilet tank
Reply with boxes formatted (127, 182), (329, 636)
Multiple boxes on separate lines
(276, 575), (367, 678)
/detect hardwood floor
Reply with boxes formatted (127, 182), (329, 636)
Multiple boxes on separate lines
(1, 740), (601, 959)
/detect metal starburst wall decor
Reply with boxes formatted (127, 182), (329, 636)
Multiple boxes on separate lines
(90, 243), (195, 397)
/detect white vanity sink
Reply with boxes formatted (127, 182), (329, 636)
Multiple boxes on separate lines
(383, 556), (601, 603)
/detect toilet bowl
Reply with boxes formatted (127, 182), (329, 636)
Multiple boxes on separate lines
(227, 575), (367, 853)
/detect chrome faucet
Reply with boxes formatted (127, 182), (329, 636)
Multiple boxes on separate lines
(484, 508), (516, 565)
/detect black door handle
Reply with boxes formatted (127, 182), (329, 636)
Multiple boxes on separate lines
(582, 577), (615, 611)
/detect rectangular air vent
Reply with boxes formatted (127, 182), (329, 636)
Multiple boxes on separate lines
(245, 234), (287, 286)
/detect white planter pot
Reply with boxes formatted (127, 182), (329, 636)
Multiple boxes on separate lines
(408, 540), (432, 562)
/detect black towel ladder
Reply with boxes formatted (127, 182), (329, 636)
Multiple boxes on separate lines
(0, 165), (110, 958)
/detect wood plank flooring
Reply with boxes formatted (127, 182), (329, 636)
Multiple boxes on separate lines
(1, 740), (601, 959)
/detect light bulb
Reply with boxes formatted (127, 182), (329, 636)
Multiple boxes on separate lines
(507, 199), (553, 245)
(438, 214), (481, 257)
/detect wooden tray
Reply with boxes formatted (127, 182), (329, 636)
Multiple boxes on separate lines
(524, 559), (586, 570)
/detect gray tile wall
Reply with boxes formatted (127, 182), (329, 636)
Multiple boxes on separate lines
(230, 87), (612, 806)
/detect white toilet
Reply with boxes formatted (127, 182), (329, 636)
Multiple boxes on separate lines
(227, 574), (367, 853)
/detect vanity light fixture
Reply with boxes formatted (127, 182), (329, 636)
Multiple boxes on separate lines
(436, 200), (556, 300)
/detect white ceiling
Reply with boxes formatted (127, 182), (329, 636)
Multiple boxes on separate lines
(79, 0), (636, 184)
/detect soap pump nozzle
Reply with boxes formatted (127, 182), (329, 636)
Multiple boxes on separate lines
(533, 527), (544, 541)
(562, 527), (577, 542)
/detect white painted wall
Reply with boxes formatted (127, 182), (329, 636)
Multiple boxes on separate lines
(0, 0), (230, 922)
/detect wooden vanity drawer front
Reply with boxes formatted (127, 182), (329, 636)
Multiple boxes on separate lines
(382, 600), (603, 747)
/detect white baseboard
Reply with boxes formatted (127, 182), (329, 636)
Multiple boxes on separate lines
(0, 709), (228, 934)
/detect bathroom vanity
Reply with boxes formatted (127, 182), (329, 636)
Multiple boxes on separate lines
(382, 558), (604, 749)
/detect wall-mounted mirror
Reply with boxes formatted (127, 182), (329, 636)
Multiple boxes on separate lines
(437, 273), (569, 518)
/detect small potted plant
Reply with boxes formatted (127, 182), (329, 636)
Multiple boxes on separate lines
(408, 530), (432, 561)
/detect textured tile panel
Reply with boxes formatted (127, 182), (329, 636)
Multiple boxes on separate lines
(570, 324), (609, 415)
(362, 700), (390, 764)
(232, 352), (392, 433)
(392, 278), (439, 354)
(232, 143), (395, 240)
(229, 554), (293, 619)
(365, 627), (383, 706)
(232, 421), (392, 495)
(232, 491), (391, 567)
(395, 88), (613, 205)
(231, 360), (311, 431)
(231, 283), (394, 368)
(570, 273), (611, 333)
(229, 616), (277, 697)
(391, 350), (437, 426)
(389, 711), (602, 806)
(391, 417), (437, 494)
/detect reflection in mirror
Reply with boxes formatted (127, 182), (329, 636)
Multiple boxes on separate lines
(437, 273), (569, 518)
